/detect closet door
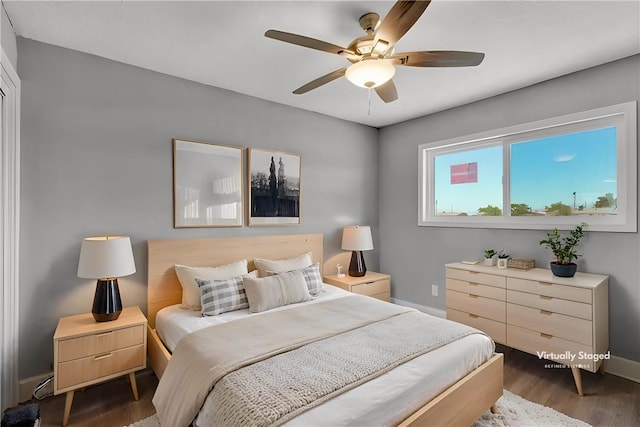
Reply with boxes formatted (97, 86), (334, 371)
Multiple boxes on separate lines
(0, 49), (20, 410)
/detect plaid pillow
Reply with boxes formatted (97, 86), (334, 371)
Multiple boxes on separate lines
(299, 263), (323, 296)
(196, 276), (249, 316)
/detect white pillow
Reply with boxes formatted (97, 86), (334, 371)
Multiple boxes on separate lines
(269, 263), (323, 296)
(254, 252), (313, 277)
(243, 270), (311, 313)
(175, 260), (248, 310)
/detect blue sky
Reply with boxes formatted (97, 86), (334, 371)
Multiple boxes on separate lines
(434, 127), (617, 215)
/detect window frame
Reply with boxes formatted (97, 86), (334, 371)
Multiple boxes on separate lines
(418, 102), (637, 232)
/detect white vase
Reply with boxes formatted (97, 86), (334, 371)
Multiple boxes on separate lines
(497, 258), (509, 269)
(483, 257), (495, 266)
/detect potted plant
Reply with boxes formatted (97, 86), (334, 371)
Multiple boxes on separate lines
(483, 249), (497, 266)
(497, 250), (510, 269)
(539, 223), (587, 277)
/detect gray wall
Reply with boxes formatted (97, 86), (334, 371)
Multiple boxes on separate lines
(1, 3), (17, 65)
(18, 38), (379, 378)
(379, 55), (640, 362)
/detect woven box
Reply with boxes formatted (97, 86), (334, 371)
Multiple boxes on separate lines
(507, 258), (535, 270)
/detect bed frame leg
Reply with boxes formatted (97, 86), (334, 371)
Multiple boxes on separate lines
(490, 404), (498, 414)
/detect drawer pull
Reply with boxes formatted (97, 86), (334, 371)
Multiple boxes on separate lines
(468, 294), (479, 299)
(94, 352), (113, 361)
(468, 271), (480, 275)
(468, 282), (479, 286)
(539, 282), (553, 286)
(96, 331), (114, 338)
(540, 295), (553, 301)
(540, 333), (553, 339)
(540, 310), (553, 316)
(468, 314), (479, 319)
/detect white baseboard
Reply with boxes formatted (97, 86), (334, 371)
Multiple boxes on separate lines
(18, 372), (53, 403)
(606, 355), (640, 383)
(391, 298), (639, 384)
(391, 298), (446, 318)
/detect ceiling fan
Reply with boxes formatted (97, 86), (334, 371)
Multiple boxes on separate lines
(265, 0), (484, 103)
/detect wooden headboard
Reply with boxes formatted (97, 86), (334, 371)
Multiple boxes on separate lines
(147, 234), (323, 328)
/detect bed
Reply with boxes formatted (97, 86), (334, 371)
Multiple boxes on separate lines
(147, 234), (503, 427)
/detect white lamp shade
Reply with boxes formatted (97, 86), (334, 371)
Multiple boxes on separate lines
(341, 226), (374, 251)
(345, 59), (396, 89)
(77, 236), (136, 279)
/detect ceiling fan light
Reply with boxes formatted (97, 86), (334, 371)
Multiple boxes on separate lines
(345, 59), (395, 89)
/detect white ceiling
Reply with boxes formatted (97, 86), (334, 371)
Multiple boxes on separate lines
(4, 0), (639, 128)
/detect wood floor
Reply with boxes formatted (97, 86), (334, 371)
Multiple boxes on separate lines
(30, 345), (639, 426)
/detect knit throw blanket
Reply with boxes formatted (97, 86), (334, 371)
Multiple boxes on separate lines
(153, 295), (485, 427)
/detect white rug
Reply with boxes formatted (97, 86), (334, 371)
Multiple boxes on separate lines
(128, 390), (591, 427)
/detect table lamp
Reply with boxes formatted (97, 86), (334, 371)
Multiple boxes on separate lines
(77, 236), (136, 322)
(341, 225), (373, 277)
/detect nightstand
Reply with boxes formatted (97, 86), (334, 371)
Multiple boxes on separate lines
(53, 306), (147, 426)
(324, 271), (391, 302)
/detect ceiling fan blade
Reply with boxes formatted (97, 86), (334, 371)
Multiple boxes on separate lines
(375, 79), (398, 103)
(392, 50), (485, 67)
(375, 1), (431, 47)
(293, 68), (347, 94)
(265, 30), (357, 58)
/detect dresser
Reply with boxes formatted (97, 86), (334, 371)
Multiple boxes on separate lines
(445, 262), (608, 396)
(324, 271), (391, 302)
(53, 306), (147, 426)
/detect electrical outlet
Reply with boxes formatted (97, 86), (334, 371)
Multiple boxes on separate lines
(431, 284), (438, 297)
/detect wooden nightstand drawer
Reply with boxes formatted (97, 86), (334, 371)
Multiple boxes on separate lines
(56, 344), (145, 391)
(507, 303), (592, 346)
(351, 279), (390, 297)
(507, 277), (591, 303)
(446, 268), (505, 288)
(507, 289), (592, 320)
(57, 325), (144, 362)
(446, 289), (505, 323)
(53, 306), (148, 425)
(447, 278), (506, 301)
(324, 272), (391, 301)
(447, 308), (506, 344)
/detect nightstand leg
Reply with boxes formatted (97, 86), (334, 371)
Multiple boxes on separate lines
(63, 390), (74, 426)
(571, 367), (584, 396)
(129, 372), (139, 401)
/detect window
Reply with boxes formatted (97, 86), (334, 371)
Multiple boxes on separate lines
(419, 102), (637, 232)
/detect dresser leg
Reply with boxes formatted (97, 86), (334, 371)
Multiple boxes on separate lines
(571, 367), (584, 396)
(598, 362), (606, 375)
(129, 372), (139, 401)
(62, 390), (74, 426)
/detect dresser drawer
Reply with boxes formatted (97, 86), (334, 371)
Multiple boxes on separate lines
(351, 279), (390, 297)
(447, 278), (506, 301)
(56, 344), (145, 391)
(446, 268), (505, 288)
(507, 277), (591, 304)
(446, 289), (505, 322)
(447, 308), (506, 344)
(507, 289), (592, 320)
(507, 303), (592, 346)
(57, 325), (145, 363)
(507, 325), (595, 372)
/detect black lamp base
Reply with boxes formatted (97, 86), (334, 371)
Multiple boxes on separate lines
(92, 279), (123, 322)
(348, 250), (367, 277)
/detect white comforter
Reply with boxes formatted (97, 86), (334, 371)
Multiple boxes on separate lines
(155, 286), (494, 427)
